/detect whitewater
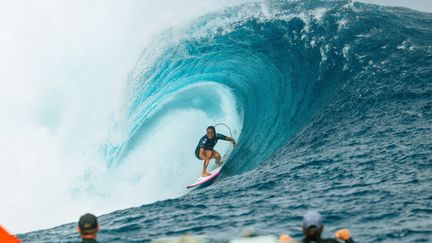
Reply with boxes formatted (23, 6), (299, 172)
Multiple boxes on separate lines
(0, 0), (430, 242)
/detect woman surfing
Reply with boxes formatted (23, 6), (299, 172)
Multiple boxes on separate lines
(195, 126), (236, 177)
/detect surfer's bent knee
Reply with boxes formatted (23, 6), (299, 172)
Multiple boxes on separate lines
(200, 149), (212, 160)
(212, 151), (221, 160)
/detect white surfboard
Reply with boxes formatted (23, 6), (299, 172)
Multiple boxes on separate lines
(186, 146), (233, 189)
(186, 165), (224, 189)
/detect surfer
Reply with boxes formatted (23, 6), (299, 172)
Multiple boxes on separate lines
(195, 126), (236, 177)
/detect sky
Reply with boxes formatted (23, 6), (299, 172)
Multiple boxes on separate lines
(357, 0), (432, 12)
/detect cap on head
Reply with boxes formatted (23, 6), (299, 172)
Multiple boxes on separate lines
(303, 211), (323, 229)
(78, 213), (98, 233)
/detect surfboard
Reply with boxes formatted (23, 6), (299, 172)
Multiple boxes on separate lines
(186, 164), (224, 189)
(187, 144), (234, 189)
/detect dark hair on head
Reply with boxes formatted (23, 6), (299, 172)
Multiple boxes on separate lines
(207, 126), (216, 134)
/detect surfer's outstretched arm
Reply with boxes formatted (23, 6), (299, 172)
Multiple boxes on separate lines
(225, 136), (237, 147)
(216, 133), (236, 146)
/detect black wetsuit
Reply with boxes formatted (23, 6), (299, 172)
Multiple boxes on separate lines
(195, 133), (227, 159)
(301, 236), (355, 243)
(81, 239), (99, 243)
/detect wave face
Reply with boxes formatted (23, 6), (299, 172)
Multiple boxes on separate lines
(21, 0), (432, 242)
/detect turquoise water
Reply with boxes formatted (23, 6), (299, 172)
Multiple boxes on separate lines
(22, 1), (432, 242)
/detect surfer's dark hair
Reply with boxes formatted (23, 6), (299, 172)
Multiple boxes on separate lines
(207, 126), (216, 134)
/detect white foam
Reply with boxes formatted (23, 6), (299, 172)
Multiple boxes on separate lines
(88, 82), (242, 209)
(311, 7), (328, 21)
(337, 18), (349, 31)
(342, 44), (351, 59)
(0, 0), (248, 234)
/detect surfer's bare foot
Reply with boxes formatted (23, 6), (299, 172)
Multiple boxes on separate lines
(202, 172), (211, 177)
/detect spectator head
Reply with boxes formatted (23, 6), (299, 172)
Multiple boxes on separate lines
(302, 211), (323, 239)
(77, 213), (99, 239)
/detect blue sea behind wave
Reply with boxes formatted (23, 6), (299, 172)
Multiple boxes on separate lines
(21, 0), (432, 242)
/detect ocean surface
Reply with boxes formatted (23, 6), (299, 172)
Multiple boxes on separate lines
(21, 0), (432, 242)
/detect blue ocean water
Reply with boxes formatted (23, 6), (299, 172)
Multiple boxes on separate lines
(21, 0), (432, 242)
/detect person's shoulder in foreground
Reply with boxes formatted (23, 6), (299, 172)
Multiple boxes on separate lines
(279, 211), (355, 243)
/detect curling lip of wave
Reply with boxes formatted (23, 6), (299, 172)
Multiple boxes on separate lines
(105, 81), (242, 167)
(104, 0), (349, 175)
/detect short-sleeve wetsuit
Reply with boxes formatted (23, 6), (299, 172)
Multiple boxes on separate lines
(195, 133), (227, 159)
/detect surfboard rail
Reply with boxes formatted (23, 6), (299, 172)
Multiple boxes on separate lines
(186, 166), (223, 189)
